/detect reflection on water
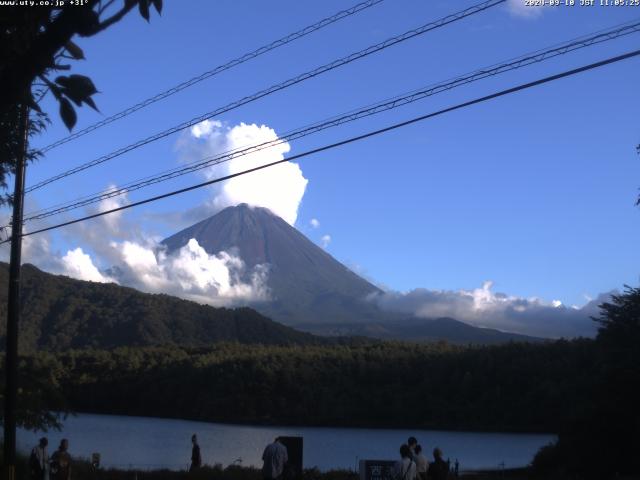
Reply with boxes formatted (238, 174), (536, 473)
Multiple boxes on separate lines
(18, 413), (555, 471)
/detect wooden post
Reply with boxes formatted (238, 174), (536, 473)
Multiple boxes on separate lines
(3, 101), (29, 480)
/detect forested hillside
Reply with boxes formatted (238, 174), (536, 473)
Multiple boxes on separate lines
(15, 339), (595, 433)
(0, 263), (322, 351)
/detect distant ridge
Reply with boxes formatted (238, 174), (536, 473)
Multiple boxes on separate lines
(301, 317), (543, 345)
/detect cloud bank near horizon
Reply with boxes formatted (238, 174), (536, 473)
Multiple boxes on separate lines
(370, 281), (608, 338)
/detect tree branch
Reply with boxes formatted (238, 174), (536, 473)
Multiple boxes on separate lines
(0, 0), (142, 114)
(86, 1), (137, 36)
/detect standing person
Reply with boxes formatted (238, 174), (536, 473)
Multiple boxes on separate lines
(50, 439), (71, 480)
(414, 445), (429, 480)
(394, 444), (416, 480)
(428, 448), (448, 480)
(190, 434), (202, 471)
(262, 437), (288, 480)
(407, 437), (418, 461)
(29, 437), (49, 480)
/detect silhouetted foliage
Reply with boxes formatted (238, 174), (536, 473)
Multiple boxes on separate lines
(1, 339), (598, 434)
(0, 105), (48, 208)
(0, 352), (68, 432)
(533, 286), (640, 479)
(0, 1), (161, 204)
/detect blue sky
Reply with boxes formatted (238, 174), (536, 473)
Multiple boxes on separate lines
(2, 0), (640, 332)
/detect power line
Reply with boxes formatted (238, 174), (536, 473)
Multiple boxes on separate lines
(24, 0), (506, 194)
(17, 19), (640, 225)
(37, 0), (384, 154)
(5, 47), (639, 245)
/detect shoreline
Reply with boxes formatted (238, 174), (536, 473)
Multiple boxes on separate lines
(17, 413), (551, 474)
(58, 410), (558, 437)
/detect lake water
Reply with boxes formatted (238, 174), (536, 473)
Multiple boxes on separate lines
(17, 413), (555, 472)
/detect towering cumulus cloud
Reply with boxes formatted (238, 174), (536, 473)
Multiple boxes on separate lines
(177, 120), (308, 226)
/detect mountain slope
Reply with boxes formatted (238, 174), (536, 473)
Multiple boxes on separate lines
(160, 204), (545, 344)
(0, 263), (323, 351)
(162, 204), (385, 325)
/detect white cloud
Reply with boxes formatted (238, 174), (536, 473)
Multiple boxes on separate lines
(371, 281), (607, 338)
(106, 237), (270, 306)
(60, 248), (113, 283)
(0, 188), (271, 308)
(190, 119), (221, 139)
(310, 218), (320, 229)
(177, 120), (308, 226)
(85, 191), (273, 306)
(321, 234), (331, 249)
(92, 185), (130, 235)
(0, 209), (57, 269)
(506, 0), (546, 18)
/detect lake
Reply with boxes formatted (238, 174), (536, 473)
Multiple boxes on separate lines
(17, 413), (555, 472)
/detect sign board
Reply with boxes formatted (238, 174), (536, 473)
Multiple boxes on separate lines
(278, 436), (303, 480)
(359, 460), (396, 480)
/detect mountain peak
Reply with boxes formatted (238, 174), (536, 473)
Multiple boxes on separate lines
(222, 203), (277, 216)
(162, 204), (382, 325)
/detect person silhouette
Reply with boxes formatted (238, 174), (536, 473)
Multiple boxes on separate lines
(50, 439), (71, 480)
(190, 434), (202, 471)
(29, 437), (48, 480)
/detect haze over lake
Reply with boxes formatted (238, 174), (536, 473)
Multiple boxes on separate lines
(18, 413), (555, 472)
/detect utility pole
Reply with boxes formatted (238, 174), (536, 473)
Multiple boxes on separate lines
(3, 101), (29, 480)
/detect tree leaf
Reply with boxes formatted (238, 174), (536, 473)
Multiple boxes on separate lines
(59, 98), (77, 131)
(56, 74), (98, 98)
(139, 0), (150, 21)
(60, 88), (83, 107)
(65, 41), (85, 60)
(26, 93), (43, 114)
(49, 84), (62, 100)
(76, 9), (100, 37)
(83, 96), (100, 112)
(151, 0), (162, 14)
(54, 75), (70, 88)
